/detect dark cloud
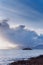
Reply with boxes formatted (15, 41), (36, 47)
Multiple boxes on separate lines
(0, 19), (43, 48)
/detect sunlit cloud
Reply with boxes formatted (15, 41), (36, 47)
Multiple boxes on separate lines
(0, 0), (43, 49)
(0, 36), (18, 49)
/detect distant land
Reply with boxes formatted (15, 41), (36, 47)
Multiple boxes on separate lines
(33, 45), (43, 49)
(22, 48), (32, 50)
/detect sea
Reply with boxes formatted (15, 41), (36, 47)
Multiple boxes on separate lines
(0, 49), (43, 65)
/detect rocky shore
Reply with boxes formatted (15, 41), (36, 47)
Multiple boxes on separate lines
(9, 55), (43, 65)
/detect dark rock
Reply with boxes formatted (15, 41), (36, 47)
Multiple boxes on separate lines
(9, 55), (43, 65)
(22, 48), (32, 50)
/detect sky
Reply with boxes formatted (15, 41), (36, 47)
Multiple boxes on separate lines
(0, 0), (43, 49)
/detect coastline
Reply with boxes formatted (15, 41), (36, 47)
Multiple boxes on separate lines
(9, 55), (43, 65)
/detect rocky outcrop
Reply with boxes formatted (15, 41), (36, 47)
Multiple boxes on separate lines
(9, 55), (43, 65)
(22, 48), (32, 50)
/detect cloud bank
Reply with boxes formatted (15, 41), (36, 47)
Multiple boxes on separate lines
(0, 19), (43, 49)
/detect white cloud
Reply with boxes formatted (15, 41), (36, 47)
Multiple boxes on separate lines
(0, 19), (37, 48)
(0, 19), (43, 49)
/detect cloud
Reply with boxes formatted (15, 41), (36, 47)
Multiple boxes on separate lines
(0, 19), (39, 48)
(0, 0), (43, 49)
(0, 19), (43, 49)
(0, 0), (43, 31)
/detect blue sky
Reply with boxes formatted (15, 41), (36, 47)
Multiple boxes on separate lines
(0, 0), (43, 49)
(0, 0), (43, 32)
